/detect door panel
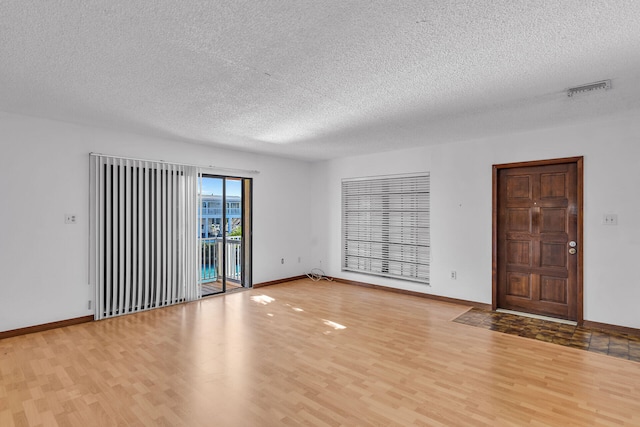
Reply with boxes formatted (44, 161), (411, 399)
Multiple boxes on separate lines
(540, 173), (566, 198)
(541, 208), (566, 232)
(507, 273), (531, 298)
(540, 242), (566, 267)
(497, 161), (579, 320)
(540, 276), (567, 304)
(508, 209), (531, 232)
(507, 241), (531, 266)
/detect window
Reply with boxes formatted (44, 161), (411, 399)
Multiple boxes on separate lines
(342, 173), (430, 284)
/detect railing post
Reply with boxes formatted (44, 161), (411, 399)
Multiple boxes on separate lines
(217, 238), (223, 282)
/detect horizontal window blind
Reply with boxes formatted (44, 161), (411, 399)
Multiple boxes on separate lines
(342, 174), (430, 284)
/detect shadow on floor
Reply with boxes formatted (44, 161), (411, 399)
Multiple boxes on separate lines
(453, 308), (640, 362)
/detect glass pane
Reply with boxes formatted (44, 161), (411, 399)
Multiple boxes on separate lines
(200, 176), (224, 295)
(225, 178), (243, 290)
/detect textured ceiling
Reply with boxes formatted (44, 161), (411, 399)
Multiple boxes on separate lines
(1, 1), (640, 161)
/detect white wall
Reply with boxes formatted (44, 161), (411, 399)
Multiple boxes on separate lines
(310, 110), (640, 329)
(3, 108), (640, 332)
(0, 112), (312, 332)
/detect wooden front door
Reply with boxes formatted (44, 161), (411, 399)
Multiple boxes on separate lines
(494, 158), (582, 321)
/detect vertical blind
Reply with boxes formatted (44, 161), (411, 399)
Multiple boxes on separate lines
(342, 173), (430, 284)
(91, 155), (201, 319)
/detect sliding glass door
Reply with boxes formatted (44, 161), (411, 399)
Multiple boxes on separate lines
(199, 175), (251, 296)
(91, 154), (253, 319)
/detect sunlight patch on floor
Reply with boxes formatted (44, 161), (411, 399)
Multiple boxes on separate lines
(322, 319), (346, 330)
(250, 295), (275, 305)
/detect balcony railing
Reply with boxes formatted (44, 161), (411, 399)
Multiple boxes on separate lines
(201, 237), (242, 284)
(200, 208), (242, 217)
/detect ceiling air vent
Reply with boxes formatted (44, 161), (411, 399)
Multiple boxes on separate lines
(567, 80), (611, 97)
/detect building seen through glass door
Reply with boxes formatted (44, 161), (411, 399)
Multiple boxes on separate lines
(200, 175), (252, 296)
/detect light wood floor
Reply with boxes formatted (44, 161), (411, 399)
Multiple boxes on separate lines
(1, 279), (639, 426)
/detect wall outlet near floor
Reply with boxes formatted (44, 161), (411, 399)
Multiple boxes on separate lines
(65, 214), (77, 224)
(450, 271), (457, 280)
(603, 214), (618, 225)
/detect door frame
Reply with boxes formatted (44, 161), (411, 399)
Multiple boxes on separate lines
(199, 174), (253, 296)
(492, 156), (584, 324)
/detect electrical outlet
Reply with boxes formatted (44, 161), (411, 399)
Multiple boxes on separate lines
(450, 271), (457, 280)
(281, 258), (284, 264)
(603, 214), (618, 225)
(65, 214), (77, 224)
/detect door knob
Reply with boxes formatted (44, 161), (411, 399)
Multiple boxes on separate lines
(569, 248), (577, 255)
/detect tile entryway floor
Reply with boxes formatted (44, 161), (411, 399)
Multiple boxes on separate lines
(453, 308), (640, 362)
